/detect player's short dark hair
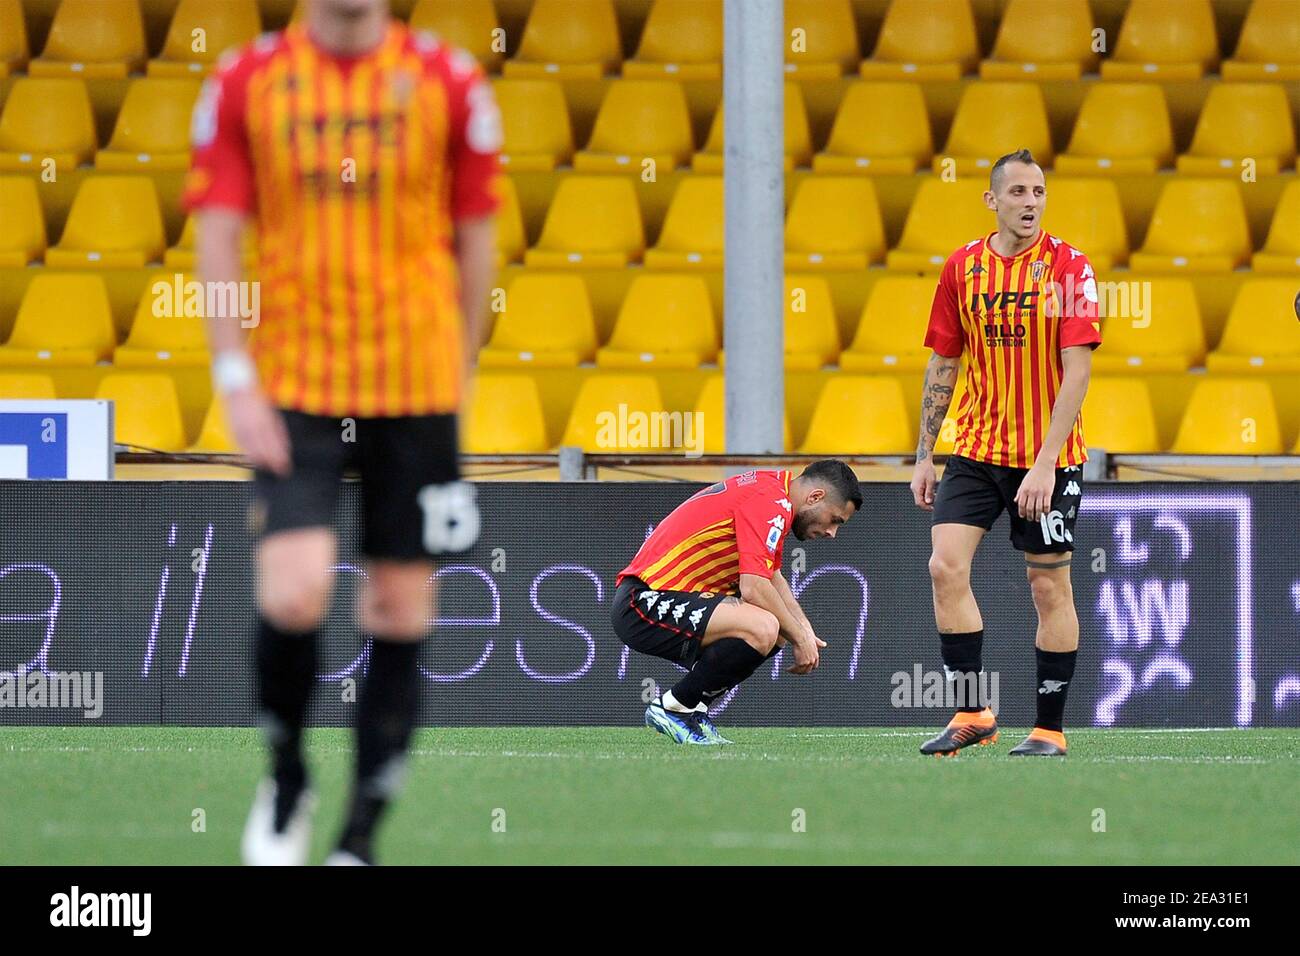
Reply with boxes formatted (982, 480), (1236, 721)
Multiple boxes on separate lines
(990, 148), (1040, 192)
(800, 459), (863, 510)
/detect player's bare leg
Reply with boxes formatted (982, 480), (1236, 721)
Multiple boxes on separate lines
(1009, 558), (1077, 756)
(646, 599), (779, 745)
(327, 560), (437, 864)
(920, 523), (998, 756)
(243, 528), (336, 865)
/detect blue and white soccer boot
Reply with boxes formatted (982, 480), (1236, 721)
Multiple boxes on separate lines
(693, 709), (733, 745)
(644, 697), (714, 745)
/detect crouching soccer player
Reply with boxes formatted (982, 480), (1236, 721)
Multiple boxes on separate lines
(611, 461), (861, 745)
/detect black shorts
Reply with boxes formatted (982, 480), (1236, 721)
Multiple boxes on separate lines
(610, 576), (729, 668)
(932, 454), (1083, 555)
(252, 411), (479, 560)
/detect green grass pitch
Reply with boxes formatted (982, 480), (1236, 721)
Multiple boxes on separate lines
(2, 726), (1297, 865)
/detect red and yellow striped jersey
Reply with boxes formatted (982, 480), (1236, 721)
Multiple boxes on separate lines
(924, 229), (1102, 468)
(184, 22), (501, 417)
(618, 470), (795, 595)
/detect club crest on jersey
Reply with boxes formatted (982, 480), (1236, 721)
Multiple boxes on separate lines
(389, 70), (415, 108)
(1031, 260), (1046, 282)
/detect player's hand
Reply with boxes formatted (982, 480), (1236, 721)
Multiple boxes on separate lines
(1015, 463), (1055, 521)
(224, 388), (291, 477)
(787, 635), (824, 675)
(910, 459), (938, 511)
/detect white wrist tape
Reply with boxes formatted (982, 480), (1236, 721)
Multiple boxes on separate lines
(212, 350), (257, 394)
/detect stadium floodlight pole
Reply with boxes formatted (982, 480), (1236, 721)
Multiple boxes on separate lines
(723, 0), (784, 460)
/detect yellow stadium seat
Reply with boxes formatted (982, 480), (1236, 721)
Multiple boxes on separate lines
(0, 0), (29, 78)
(717, 275), (841, 370)
(1092, 278), (1205, 373)
(783, 0), (859, 78)
(495, 176), (526, 268)
(409, 0), (503, 72)
(0, 177), (47, 267)
(525, 176), (644, 268)
(149, 0), (262, 77)
(1252, 180), (1300, 273)
(114, 278), (211, 368)
(494, 79), (573, 171)
(1056, 83), (1174, 175)
(1172, 379), (1281, 454)
(1042, 178), (1128, 271)
(574, 80), (695, 172)
(799, 376), (913, 454)
(935, 82), (1053, 175)
(813, 81), (932, 175)
(96, 78), (203, 172)
(693, 83), (812, 173)
(189, 396), (237, 453)
(1101, 0), (1218, 80)
(980, 0), (1097, 80)
(1081, 378), (1162, 453)
(97, 373), (188, 451)
(503, 0), (622, 79)
(860, 0), (979, 80)
(0, 373), (57, 399)
(478, 274), (597, 367)
(784, 176), (886, 271)
(644, 177), (723, 270)
(560, 374), (669, 452)
(46, 176), (166, 268)
(1177, 83), (1296, 177)
(886, 179), (991, 272)
(840, 276), (935, 372)
(1223, 0), (1300, 80)
(781, 275), (840, 369)
(0, 78), (97, 171)
(1128, 180), (1251, 273)
(596, 274), (717, 367)
(29, 0), (146, 78)
(1206, 280), (1300, 374)
(463, 374), (550, 453)
(624, 0), (722, 80)
(693, 375), (792, 452)
(0, 274), (115, 367)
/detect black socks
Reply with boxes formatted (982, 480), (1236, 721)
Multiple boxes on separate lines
(671, 638), (767, 710)
(338, 637), (422, 862)
(1034, 647), (1077, 732)
(940, 630), (985, 712)
(255, 616), (317, 831)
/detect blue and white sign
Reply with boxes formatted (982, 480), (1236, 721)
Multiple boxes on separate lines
(0, 401), (114, 480)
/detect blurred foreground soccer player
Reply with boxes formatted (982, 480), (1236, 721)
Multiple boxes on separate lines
(909, 149), (1101, 758)
(612, 462), (861, 745)
(186, 0), (500, 863)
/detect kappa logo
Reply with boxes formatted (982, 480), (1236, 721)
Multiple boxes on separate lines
(689, 607), (705, 628)
(672, 602), (688, 623)
(1038, 680), (1069, 694)
(776, 498), (792, 512)
(967, 262), (985, 276)
(1068, 246), (1081, 259)
(640, 591), (661, 609)
(657, 600), (673, 619)
(1064, 480), (1081, 496)
(1081, 262), (1094, 280)
(1066, 506), (1076, 519)
(1049, 236), (1061, 247)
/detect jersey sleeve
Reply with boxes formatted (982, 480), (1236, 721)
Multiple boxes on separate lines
(442, 49), (502, 221)
(182, 52), (256, 215)
(923, 256), (965, 357)
(732, 488), (790, 579)
(1056, 250), (1103, 350)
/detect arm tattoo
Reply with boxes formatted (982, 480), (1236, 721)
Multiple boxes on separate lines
(916, 355), (960, 461)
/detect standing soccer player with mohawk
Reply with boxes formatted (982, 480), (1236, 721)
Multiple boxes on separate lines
(187, 0), (500, 862)
(909, 149), (1101, 757)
